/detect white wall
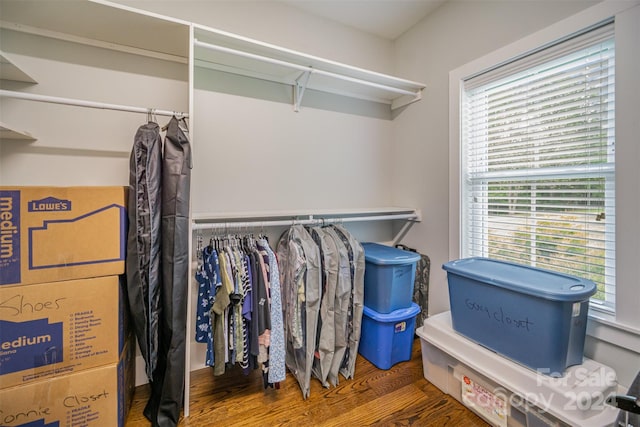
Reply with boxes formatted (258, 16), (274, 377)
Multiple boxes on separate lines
(192, 72), (393, 215)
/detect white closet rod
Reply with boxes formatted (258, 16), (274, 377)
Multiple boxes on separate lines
(0, 89), (188, 118)
(192, 212), (418, 231)
(193, 39), (418, 97)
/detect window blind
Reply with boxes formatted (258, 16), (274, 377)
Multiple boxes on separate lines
(462, 23), (615, 310)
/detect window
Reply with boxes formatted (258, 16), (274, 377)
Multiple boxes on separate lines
(461, 23), (616, 310)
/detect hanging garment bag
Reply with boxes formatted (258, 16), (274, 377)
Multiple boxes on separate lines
(332, 225), (365, 380)
(322, 226), (351, 387)
(294, 225), (321, 399)
(126, 122), (162, 382)
(308, 226), (339, 388)
(147, 116), (192, 427)
(277, 225), (321, 398)
(395, 244), (430, 329)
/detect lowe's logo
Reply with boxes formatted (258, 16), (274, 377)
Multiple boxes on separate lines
(0, 319), (63, 375)
(27, 197), (72, 212)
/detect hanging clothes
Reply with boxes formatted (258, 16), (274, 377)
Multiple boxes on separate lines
(240, 247), (254, 374)
(253, 240), (272, 383)
(193, 234), (285, 387)
(126, 121), (163, 382)
(258, 238), (286, 384)
(193, 222), (365, 400)
(195, 243), (222, 367)
(235, 248), (251, 372)
(212, 245), (232, 375)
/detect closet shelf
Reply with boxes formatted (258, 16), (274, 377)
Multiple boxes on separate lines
(1, 0), (425, 112)
(0, 52), (37, 83)
(0, 121), (36, 141)
(0, 0), (190, 61)
(193, 26), (426, 111)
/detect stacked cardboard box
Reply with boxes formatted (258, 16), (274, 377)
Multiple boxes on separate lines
(0, 186), (133, 427)
(0, 335), (135, 427)
(0, 186), (126, 286)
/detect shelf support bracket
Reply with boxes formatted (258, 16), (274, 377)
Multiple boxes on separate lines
(390, 209), (421, 246)
(293, 69), (311, 112)
(391, 89), (423, 111)
(391, 219), (417, 247)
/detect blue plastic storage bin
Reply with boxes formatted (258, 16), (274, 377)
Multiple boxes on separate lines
(443, 257), (597, 376)
(363, 243), (421, 313)
(358, 303), (420, 370)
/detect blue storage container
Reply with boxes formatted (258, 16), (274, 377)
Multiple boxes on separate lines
(363, 243), (421, 313)
(358, 303), (420, 370)
(443, 257), (597, 376)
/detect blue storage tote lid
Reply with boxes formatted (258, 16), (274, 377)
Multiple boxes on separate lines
(442, 257), (596, 302)
(363, 302), (421, 322)
(362, 243), (421, 265)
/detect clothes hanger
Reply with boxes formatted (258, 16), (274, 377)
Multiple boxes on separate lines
(178, 114), (189, 131)
(196, 232), (203, 262)
(161, 112), (175, 132)
(161, 113), (189, 132)
(146, 108), (159, 124)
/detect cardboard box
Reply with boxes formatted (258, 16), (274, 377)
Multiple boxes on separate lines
(0, 276), (129, 389)
(0, 336), (135, 427)
(0, 186), (127, 286)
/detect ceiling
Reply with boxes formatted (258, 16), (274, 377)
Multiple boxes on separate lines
(281, 0), (447, 40)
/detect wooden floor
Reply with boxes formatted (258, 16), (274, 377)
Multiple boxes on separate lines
(125, 338), (489, 426)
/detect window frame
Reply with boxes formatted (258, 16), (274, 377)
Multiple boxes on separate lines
(449, 1), (640, 331)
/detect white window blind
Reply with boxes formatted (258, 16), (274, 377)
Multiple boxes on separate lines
(462, 22), (615, 310)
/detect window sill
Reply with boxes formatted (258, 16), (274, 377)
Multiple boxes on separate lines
(587, 308), (640, 353)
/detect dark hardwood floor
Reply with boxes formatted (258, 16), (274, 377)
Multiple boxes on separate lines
(125, 338), (489, 426)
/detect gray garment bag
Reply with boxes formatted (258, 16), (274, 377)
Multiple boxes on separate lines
(277, 225), (321, 399)
(126, 117), (191, 427)
(126, 122), (163, 382)
(323, 226), (351, 387)
(333, 224), (365, 380)
(308, 226), (339, 388)
(153, 116), (192, 427)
